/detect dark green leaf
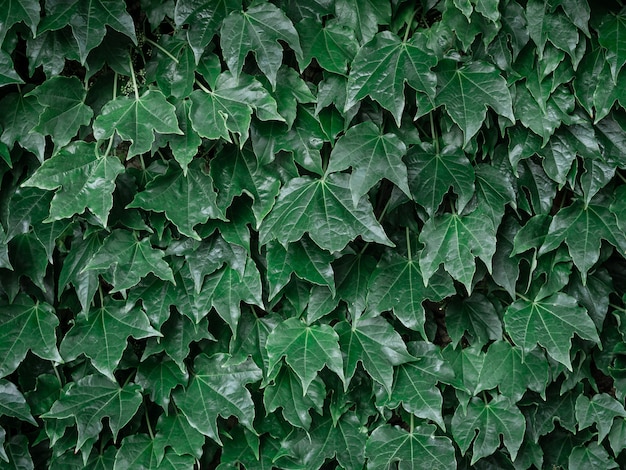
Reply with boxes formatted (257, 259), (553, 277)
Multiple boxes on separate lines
(575, 393), (626, 441)
(297, 19), (358, 75)
(0, 0), (39, 44)
(446, 293), (502, 347)
(136, 356), (188, 411)
(597, 12), (626, 82)
(0, 379), (36, 425)
(568, 442), (619, 470)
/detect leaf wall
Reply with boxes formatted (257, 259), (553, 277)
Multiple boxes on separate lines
(1, 0), (626, 468)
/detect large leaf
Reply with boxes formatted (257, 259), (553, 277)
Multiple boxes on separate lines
(128, 160), (225, 240)
(345, 31), (437, 124)
(92, 89), (182, 158)
(60, 299), (161, 380)
(23, 142), (124, 225)
(259, 173), (392, 252)
(220, 2), (302, 88)
(266, 317), (345, 393)
(0, 295), (62, 378)
(296, 19), (358, 75)
(597, 12), (626, 82)
(419, 209), (497, 292)
(173, 353), (261, 444)
(43, 375), (142, 452)
(327, 121), (410, 205)
(504, 293), (599, 370)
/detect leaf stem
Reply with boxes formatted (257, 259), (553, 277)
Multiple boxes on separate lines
(52, 363), (63, 386)
(102, 73), (118, 159)
(98, 283), (104, 307)
(195, 78), (212, 94)
(515, 291), (532, 302)
(144, 37), (179, 64)
(409, 413), (414, 432)
(429, 112), (440, 155)
(403, 14), (414, 42)
(128, 56), (140, 100)
(145, 404), (155, 439)
(616, 171), (626, 185)
(609, 303), (626, 314)
(406, 226), (412, 260)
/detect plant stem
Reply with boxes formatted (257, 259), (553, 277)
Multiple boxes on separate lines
(145, 404), (155, 439)
(129, 56), (140, 100)
(195, 78), (211, 94)
(144, 37), (179, 64)
(102, 73), (118, 159)
(406, 226), (412, 260)
(403, 14), (414, 42)
(515, 291), (532, 302)
(429, 112), (440, 155)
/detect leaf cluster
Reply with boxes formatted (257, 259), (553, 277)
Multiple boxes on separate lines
(1, 0), (626, 468)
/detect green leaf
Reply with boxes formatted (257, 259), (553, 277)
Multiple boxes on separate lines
(0, 0), (39, 44)
(173, 353), (261, 444)
(0, 380), (36, 425)
(266, 237), (334, 301)
(345, 31), (437, 125)
(259, 173), (392, 252)
(476, 341), (550, 402)
(84, 230), (175, 292)
(60, 299), (161, 380)
(379, 341), (456, 429)
(297, 19), (358, 75)
(539, 199), (626, 283)
(23, 142), (124, 225)
(154, 412), (205, 461)
(366, 248), (455, 335)
(446, 293), (502, 347)
(43, 374), (142, 452)
(2, 436), (33, 470)
(136, 356), (188, 411)
(0, 295), (62, 378)
(452, 395), (525, 464)
(334, 0), (390, 43)
(166, 100), (201, 174)
(263, 367), (324, 430)
(328, 121), (410, 205)
(0, 92), (46, 160)
(266, 317), (345, 393)
(174, 0), (239, 62)
(93, 89), (182, 158)
(526, 0), (580, 62)
(0, 49), (23, 87)
(419, 209), (497, 293)
(568, 442), (619, 470)
(335, 316), (413, 395)
(128, 160), (225, 240)
(407, 142), (475, 216)
(504, 293), (599, 370)
(365, 423), (456, 469)
(220, 2), (302, 88)
(575, 393), (626, 441)
(189, 72), (283, 144)
(67, 0), (137, 63)
(436, 60), (514, 146)
(27, 76), (93, 148)
(597, 12), (626, 82)
(210, 145), (281, 227)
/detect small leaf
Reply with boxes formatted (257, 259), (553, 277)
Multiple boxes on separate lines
(446, 293), (502, 347)
(173, 353), (261, 445)
(0, 50), (23, 86)
(154, 412), (205, 461)
(128, 160), (225, 240)
(0, 0), (40, 44)
(93, 89), (182, 158)
(297, 19), (358, 75)
(220, 2), (302, 88)
(23, 142), (124, 225)
(266, 317), (345, 393)
(136, 356), (188, 412)
(0, 380), (36, 425)
(504, 293), (599, 370)
(334, 0), (390, 44)
(568, 442), (619, 470)
(60, 299), (161, 380)
(43, 374), (142, 452)
(575, 393), (626, 441)
(259, 173), (392, 252)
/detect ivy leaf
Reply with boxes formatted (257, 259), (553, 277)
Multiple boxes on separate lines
(210, 145), (281, 227)
(23, 142), (124, 226)
(407, 142), (475, 216)
(154, 412), (205, 461)
(0, 49), (22, 87)
(0, 92), (46, 161)
(379, 341), (456, 429)
(575, 393), (626, 441)
(365, 424), (456, 469)
(335, 316), (413, 395)
(419, 209), (497, 293)
(189, 72), (284, 144)
(296, 19), (358, 75)
(27, 76), (93, 148)
(128, 160), (225, 240)
(60, 299), (161, 380)
(476, 341), (550, 402)
(93, 89), (182, 158)
(136, 356), (188, 412)
(266, 317), (345, 393)
(569, 442), (619, 470)
(173, 353), (262, 445)
(259, 173), (392, 252)
(597, 12), (626, 82)
(334, 0), (390, 44)
(328, 121), (410, 205)
(43, 374), (142, 452)
(446, 293), (502, 347)
(0, 380), (36, 425)
(228, 312), (279, 378)
(366, 248), (455, 335)
(504, 293), (599, 370)
(220, 2), (302, 88)
(266, 237), (335, 300)
(263, 368), (325, 430)
(84, 230), (175, 292)
(452, 395), (525, 464)
(0, 0), (39, 45)
(67, 0), (137, 63)
(539, 199), (626, 283)
(166, 100), (201, 175)
(435, 60), (514, 146)
(0, 295), (62, 378)
(174, 0), (239, 62)
(345, 31), (437, 125)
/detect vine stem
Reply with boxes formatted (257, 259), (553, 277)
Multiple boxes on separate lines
(144, 37), (179, 64)
(429, 112), (440, 155)
(403, 14), (414, 42)
(129, 56), (140, 100)
(515, 291), (532, 302)
(102, 73), (118, 159)
(406, 226), (412, 260)
(145, 404), (155, 439)
(609, 303), (626, 314)
(194, 78), (211, 94)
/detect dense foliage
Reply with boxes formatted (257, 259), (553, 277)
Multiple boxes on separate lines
(1, 0), (626, 468)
